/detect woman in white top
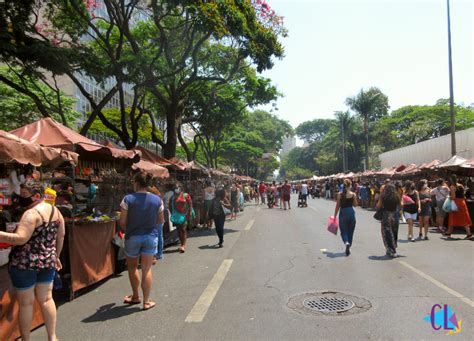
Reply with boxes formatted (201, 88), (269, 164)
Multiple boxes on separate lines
(431, 179), (450, 233)
(203, 181), (215, 228)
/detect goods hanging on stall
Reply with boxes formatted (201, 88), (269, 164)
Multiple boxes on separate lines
(10, 118), (140, 298)
(0, 130), (78, 341)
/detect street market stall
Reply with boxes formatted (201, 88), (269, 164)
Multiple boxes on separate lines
(0, 130), (78, 341)
(10, 118), (140, 298)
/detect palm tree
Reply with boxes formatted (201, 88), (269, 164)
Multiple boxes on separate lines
(345, 87), (389, 170)
(335, 111), (354, 172)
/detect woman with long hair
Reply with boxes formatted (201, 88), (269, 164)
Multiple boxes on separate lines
(334, 179), (358, 256)
(377, 183), (402, 257)
(417, 179), (431, 240)
(444, 175), (472, 239)
(402, 180), (420, 242)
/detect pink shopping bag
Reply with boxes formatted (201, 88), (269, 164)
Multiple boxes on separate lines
(327, 216), (338, 235)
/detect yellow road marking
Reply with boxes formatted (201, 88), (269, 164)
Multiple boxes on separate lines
(399, 260), (474, 308)
(185, 259), (234, 322)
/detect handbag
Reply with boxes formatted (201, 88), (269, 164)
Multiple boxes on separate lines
(442, 197), (458, 213)
(327, 216), (338, 235)
(170, 194), (188, 225)
(222, 204), (231, 215)
(373, 208), (383, 221)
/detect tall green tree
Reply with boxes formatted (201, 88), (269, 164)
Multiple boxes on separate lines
(345, 87), (389, 170)
(1, 0), (286, 157)
(0, 66), (79, 130)
(295, 118), (334, 143)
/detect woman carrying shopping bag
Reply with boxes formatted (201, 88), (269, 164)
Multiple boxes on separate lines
(444, 175), (472, 239)
(334, 179), (358, 256)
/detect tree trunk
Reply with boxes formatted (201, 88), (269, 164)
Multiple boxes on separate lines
(163, 110), (178, 159)
(364, 117), (369, 171)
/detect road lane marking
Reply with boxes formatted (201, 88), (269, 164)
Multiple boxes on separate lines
(185, 259), (234, 323)
(399, 260), (474, 308)
(244, 219), (255, 231)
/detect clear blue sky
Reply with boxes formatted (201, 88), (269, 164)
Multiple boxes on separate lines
(259, 0), (473, 130)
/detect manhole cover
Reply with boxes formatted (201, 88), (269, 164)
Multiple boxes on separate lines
(303, 296), (354, 313)
(287, 291), (371, 316)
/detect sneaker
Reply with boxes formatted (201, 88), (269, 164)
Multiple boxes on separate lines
(345, 243), (351, 256)
(391, 253), (399, 258)
(411, 237), (416, 242)
(424, 236), (429, 240)
(463, 235), (473, 240)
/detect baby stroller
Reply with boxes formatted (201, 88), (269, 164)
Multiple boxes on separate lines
(298, 193), (307, 207)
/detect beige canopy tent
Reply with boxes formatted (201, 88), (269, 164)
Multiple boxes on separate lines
(0, 130), (78, 167)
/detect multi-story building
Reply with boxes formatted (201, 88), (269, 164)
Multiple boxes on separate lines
(280, 135), (296, 157)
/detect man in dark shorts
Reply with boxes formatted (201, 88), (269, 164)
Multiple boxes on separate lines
(282, 179), (292, 210)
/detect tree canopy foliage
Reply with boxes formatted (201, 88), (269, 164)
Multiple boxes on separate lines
(0, 0), (286, 159)
(283, 99), (474, 180)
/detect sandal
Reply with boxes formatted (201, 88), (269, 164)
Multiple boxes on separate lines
(464, 235), (473, 240)
(123, 295), (141, 305)
(143, 301), (156, 311)
(178, 246), (186, 253)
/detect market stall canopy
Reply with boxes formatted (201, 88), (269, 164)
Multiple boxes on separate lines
(10, 118), (140, 162)
(397, 163), (420, 176)
(210, 168), (231, 179)
(420, 160), (441, 169)
(132, 160), (169, 179)
(0, 130), (78, 167)
(187, 160), (210, 175)
(436, 155), (467, 169)
(136, 146), (185, 171)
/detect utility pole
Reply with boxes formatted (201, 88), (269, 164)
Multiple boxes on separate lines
(447, 0), (456, 156)
(341, 119), (346, 172)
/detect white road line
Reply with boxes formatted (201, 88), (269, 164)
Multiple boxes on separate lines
(244, 219), (255, 231)
(185, 259), (234, 323)
(398, 260), (474, 308)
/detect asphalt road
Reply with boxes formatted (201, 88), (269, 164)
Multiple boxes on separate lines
(31, 196), (473, 340)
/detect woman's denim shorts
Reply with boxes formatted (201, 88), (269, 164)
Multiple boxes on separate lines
(9, 266), (55, 290)
(124, 234), (158, 258)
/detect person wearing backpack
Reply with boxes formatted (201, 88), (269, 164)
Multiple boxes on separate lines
(169, 183), (193, 253)
(211, 187), (231, 248)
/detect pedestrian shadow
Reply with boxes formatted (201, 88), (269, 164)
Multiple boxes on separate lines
(198, 244), (221, 250)
(163, 248), (181, 254)
(323, 251), (346, 258)
(187, 228), (239, 239)
(368, 255), (392, 261)
(81, 303), (141, 323)
(368, 255), (406, 261)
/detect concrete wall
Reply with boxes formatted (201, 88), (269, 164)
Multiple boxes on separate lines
(379, 128), (474, 168)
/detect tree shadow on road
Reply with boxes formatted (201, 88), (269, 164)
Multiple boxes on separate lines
(81, 303), (141, 323)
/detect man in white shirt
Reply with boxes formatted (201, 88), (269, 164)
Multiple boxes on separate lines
(300, 181), (308, 206)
